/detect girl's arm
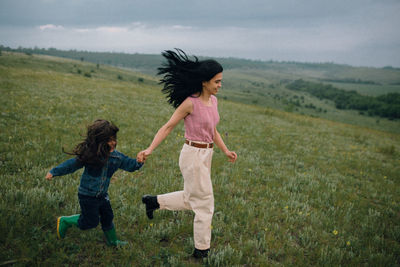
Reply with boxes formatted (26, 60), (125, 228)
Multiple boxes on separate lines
(119, 153), (144, 172)
(45, 158), (84, 180)
(214, 128), (237, 163)
(137, 98), (193, 162)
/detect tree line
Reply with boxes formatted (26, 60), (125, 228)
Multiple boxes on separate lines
(0, 45), (288, 71)
(0, 45), (163, 74)
(4, 45), (393, 73)
(286, 79), (400, 119)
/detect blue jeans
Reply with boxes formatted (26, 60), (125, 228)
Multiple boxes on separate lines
(77, 194), (114, 231)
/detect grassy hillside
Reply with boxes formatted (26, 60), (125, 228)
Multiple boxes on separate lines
(221, 70), (400, 134)
(3, 46), (400, 133)
(1, 52), (399, 266)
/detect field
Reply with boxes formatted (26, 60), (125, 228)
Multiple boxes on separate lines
(220, 69), (400, 134)
(1, 52), (399, 266)
(5, 47), (400, 133)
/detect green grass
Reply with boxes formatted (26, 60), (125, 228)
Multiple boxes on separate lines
(7, 47), (400, 133)
(220, 70), (400, 134)
(1, 52), (399, 266)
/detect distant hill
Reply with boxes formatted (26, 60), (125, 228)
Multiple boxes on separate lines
(2, 45), (400, 81)
(2, 46), (399, 132)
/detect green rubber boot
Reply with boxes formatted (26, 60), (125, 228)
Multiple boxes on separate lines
(103, 226), (128, 247)
(57, 214), (79, 239)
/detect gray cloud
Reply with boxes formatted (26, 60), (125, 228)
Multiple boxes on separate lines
(1, 0), (399, 67)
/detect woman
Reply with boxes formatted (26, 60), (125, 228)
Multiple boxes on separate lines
(137, 49), (237, 258)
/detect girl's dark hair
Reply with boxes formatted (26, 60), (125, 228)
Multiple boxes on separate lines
(65, 119), (119, 167)
(158, 49), (223, 108)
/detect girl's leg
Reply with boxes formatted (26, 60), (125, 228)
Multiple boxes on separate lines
(78, 194), (100, 230)
(99, 195), (127, 246)
(57, 194), (100, 239)
(99, 195), (114, 231)
(57, 214), (80, 239)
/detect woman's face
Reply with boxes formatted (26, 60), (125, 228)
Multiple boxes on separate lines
(202, 72), (223, 95)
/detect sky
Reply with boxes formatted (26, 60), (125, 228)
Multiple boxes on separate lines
(1, 0), (400, 68)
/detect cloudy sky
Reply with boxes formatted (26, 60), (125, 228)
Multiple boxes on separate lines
(1, 0), (399, 67)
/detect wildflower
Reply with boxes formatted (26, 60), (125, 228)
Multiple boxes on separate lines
(298, 211), (303, 215)
(150, 223), (153, 227)
(284, 206), (289, 210)
(346, 241), (351, 246)
(384, 176), (387, 179)
(332, 230), (338, 235)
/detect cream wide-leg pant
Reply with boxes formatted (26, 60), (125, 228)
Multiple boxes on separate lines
(157, 143), (214, 250)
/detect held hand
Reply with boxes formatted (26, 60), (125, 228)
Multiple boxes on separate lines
(225, 150), (237, 163)
(45, 172), (53, 181)
(136, 151), (145, 163)
(137, 149), (152, 163)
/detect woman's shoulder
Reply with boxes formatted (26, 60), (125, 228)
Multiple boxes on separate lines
(211, 95), (218, 104)
(182, 96), (194, 105)
(187, 94), (199, 100)
(177, 97), (194, 114)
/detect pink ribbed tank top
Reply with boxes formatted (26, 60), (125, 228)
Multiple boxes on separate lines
(184, 95), (220, 143)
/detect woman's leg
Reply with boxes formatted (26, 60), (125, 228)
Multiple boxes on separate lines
(157, 191), (191, 210)
(156, 144), (196, 211)
(144, 144), (214, 251)
(179, 144), (214, 250)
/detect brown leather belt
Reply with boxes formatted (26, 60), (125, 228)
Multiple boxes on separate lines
(185, 140), (214, 149)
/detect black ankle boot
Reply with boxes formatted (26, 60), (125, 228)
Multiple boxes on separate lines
(142, 195), (160, 219)
(193, 248), (210, 258)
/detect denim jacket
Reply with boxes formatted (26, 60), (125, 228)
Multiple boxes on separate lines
(50, 150), (143, 197)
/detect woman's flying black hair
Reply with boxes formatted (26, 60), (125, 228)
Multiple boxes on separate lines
(158, 49), (223, 108)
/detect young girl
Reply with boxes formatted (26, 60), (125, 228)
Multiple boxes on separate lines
(137, 49), (237, 258)
(46, 119), (143, 246)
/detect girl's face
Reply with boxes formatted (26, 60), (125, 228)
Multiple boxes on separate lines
(108, 137), (117, 152)
(202, 72), (223, 95)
